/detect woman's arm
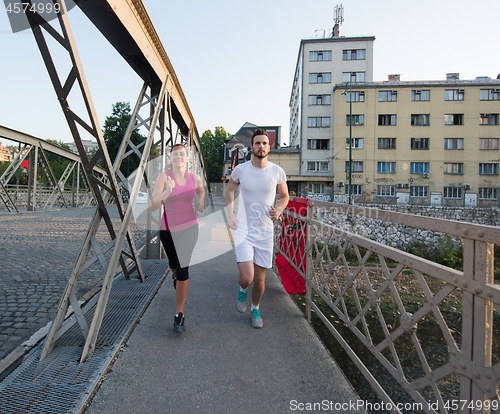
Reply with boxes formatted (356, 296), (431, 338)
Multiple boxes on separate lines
(149, 173), (175, 212)
(194, 174), (205, 212)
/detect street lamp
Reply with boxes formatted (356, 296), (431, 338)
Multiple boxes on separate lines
(341, 76), (353, 204)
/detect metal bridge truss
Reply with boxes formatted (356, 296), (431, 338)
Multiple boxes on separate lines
(17, 0), (207, 363)
(0, 126), (102, 212)
(274, 199), (500, 414)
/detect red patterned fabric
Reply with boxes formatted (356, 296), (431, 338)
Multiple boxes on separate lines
(276, 198), (310, 295)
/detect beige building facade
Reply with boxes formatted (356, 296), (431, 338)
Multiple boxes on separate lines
(289, 28), (500, 206)
(333, 75), (500, 207)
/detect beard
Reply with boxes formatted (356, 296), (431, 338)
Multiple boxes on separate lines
(252, 149), (268, 159)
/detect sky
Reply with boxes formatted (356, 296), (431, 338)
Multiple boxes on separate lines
(1, 0), (499, 148)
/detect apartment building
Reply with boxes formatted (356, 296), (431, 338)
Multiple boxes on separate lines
(333, 74), (500, 207)
(289, 28), (500, 206)
(289, 30), (374, 199)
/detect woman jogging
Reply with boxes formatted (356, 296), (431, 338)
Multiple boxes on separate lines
(150, 143), (205, 332)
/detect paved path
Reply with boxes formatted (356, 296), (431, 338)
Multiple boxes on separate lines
(84, 249), (364, 414)
(0, 206), (145, 361)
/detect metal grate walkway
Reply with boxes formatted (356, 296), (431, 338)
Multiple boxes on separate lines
(0, 259), (168, 414)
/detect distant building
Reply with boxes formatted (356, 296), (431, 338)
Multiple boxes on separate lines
(332, 73), (500, 207)
(68, 139), (99, 156)
(0, 142), (13, 162)
(290, 23), (500, 206)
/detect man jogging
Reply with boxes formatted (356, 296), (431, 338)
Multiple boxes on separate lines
(225, 128), (289, 328)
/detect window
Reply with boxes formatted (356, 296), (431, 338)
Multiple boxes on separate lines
(410, 186), (429, 197)
(410, 162), (429, 173)
(308, 117), (330, 128)
(444, 187), (463, 198)
(346, 115), (364, 126)
(411, 138), (429, 149)
(445, 89), (465, 101)
(444, 138), (464, 150)
(480, 89), (500, 101)
(379, 91), (398, 102)
(377, 185), (395, 196)
(444, 114), (464, 125)
(480, 138), (499, 150)
(307, 139), (329, 150)
(343, 49), (366, 60)
(479, 163), (499, 175)
(444, 163), (463, 174)
(307, 161), (329, 172)
(309, 50), (332, 61)
(411, 114), (430, 126)
(342, 72), (365, 83)
(411, 90), (430, 101)
(309, 183), (325, 193)
(479, 188), (498, 200)
(346, 91), (365, 102)
(378, 115), (397, 126)
(309, 73), (331, 83)
(346, 185), (363, 195)
(345, 161), (363, 172)
(308, 95), (331, 105)
(480, 113), (499, 125)
(377, 162), (396, 173)
(378, 138), (396, 149)
(345, 138), (364, 149)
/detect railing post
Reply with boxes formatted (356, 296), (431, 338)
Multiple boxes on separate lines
(461, 237), (494, 414)
(305, 201), (313, 323)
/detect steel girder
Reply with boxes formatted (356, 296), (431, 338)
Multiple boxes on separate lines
(21, 1), (146, 362)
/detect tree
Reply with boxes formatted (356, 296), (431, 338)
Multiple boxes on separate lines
(42, 139), (71, 185)
(103, 102), (146, 178)
(200, 126), (230, 183)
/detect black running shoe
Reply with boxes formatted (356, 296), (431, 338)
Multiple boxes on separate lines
(174, 312), (185, 333)
(172, 273), (177, 290)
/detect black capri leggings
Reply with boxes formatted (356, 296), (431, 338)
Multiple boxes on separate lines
(160, 223), (199, 281)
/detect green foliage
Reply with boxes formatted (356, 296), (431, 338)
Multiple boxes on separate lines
(103, 102), (146, 177)
(200, 126), (230, 183)
(409, 235), (463, 270)
(42, 139), (71, 184)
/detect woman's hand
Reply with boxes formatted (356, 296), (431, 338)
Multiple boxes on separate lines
(196, 202), (204, 212)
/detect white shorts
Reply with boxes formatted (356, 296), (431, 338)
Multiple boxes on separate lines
(234, 237), (273, 269)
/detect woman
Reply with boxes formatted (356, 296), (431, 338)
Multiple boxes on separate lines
(150, 144), (205, 332)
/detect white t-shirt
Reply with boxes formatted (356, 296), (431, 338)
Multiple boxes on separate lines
(231, 160), (287, 241)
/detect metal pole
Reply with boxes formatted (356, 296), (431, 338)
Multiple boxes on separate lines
(348, 79), (352, 205)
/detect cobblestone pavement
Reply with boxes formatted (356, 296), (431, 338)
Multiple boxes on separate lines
(0, 206), (146, 361)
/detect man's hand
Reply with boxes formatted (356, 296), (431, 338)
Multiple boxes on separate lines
(227, 216), (238, 230)
(269, 206), (282, 221)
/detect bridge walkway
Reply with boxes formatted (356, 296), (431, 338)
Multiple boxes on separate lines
(0, 202), (364, 414)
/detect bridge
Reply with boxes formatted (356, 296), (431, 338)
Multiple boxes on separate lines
(0, 0), (498, 413)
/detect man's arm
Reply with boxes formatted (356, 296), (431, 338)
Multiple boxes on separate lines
(270, 182), (289, 221)
(225, 178), (239, 230)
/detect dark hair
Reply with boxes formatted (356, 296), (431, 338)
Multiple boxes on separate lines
(170, 143), (187, 153)
(251, 128), (269, 146)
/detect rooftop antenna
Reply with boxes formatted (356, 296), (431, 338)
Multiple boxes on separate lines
(333, 4), (344, 37)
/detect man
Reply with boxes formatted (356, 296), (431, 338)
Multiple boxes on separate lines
(225, 128), (289, 328)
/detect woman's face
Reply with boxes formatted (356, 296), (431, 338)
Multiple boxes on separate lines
(171, 146), (188, 168)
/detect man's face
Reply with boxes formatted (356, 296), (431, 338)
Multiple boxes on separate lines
(251, 135), (270, 159)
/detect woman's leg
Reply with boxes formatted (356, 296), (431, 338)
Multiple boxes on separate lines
(171, 224), (199, 314)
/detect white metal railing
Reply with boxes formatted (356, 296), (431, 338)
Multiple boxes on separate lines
(274, 198), (499, 414)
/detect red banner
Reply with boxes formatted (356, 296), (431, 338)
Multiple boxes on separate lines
(276, 198), (310, 295)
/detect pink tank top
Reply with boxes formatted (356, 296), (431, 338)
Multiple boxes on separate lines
(161, 171), (198, 232)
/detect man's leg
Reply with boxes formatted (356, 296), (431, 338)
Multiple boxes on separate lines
(251, 264), (266, 307)
(238, 260), (254, 289)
